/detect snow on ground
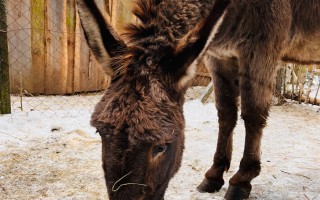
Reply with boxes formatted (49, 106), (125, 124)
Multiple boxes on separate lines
(0, 87), (320, 200)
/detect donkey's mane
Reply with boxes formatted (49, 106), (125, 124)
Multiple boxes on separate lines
(125, 0), (163, 43)
(110, 0), (214, 76)
(109, 0), (164, 77)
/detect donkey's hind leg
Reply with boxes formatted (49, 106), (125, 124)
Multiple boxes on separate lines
(225, 53), (277, 200)
(197, 56), (239, 193)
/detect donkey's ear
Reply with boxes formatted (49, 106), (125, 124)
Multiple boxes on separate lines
(166, 0), (230, 88)
(77, 0), (127, 76)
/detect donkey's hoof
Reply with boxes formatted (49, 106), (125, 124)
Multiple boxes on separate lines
(196, 178), (224, 193)
(224, 185), (251, 200)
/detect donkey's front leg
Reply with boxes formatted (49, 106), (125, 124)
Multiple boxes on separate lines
(197, 57), (239, 193)
(225, 55), (276, 200)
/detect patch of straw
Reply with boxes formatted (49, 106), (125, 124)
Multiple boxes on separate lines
(112, 171), (147, 192)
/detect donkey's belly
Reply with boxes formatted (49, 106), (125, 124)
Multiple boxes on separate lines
(282, 34), (320, 65)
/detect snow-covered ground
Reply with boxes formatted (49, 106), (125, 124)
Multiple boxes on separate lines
(0, 88), (319, 200)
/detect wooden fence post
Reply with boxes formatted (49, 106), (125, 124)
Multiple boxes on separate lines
(0, 0), (11, 114)
(66, 0), (76, 93)
(31, 0), (46, 94)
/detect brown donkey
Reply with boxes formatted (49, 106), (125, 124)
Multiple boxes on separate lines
(77, 0), (320, 199)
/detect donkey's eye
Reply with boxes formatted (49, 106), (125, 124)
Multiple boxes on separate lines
(152, 144), (168, 157)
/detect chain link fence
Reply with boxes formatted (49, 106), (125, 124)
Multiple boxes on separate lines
(1, 0), (319, 118)
(1, 0), (116, 117)
(0, 0), (213, 117)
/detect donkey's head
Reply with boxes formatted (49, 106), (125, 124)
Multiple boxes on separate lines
(77, 0), (229, 199)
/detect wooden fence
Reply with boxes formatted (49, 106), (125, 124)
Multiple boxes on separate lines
(5, 0), (319, 106)
(5, 0), (211, 95)
(6, 0), (133, 95)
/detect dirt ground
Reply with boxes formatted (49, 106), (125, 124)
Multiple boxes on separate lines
(0, 89), (319, 200)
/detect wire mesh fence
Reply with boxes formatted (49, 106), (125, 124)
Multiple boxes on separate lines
(1, 0), (115, 117)
(0, 0), (213, 117)
(1, 0), (319, 118)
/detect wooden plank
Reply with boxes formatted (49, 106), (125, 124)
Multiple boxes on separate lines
(200, 81), (214, 103)
(74, 7), (90, 93)
(66, 0), (76, 93)
(7, 0), (32, 94)
(88, 51), (110, 92)
(0, 0), (11, 114)
(74, 0), (109, 93)
(44, 0), (68, 94)
(111, 0), (133, 31)
(89, 0), (109, 91)
(87, 0), (104, 92)
(30, 0), (46, 94)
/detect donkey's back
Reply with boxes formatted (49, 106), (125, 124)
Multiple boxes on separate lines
(207, 0), (320, 64)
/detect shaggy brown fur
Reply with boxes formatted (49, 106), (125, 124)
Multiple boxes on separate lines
(77, 0), (320, 199)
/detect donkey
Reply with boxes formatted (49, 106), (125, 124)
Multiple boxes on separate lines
(77, 0), (320, 199)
